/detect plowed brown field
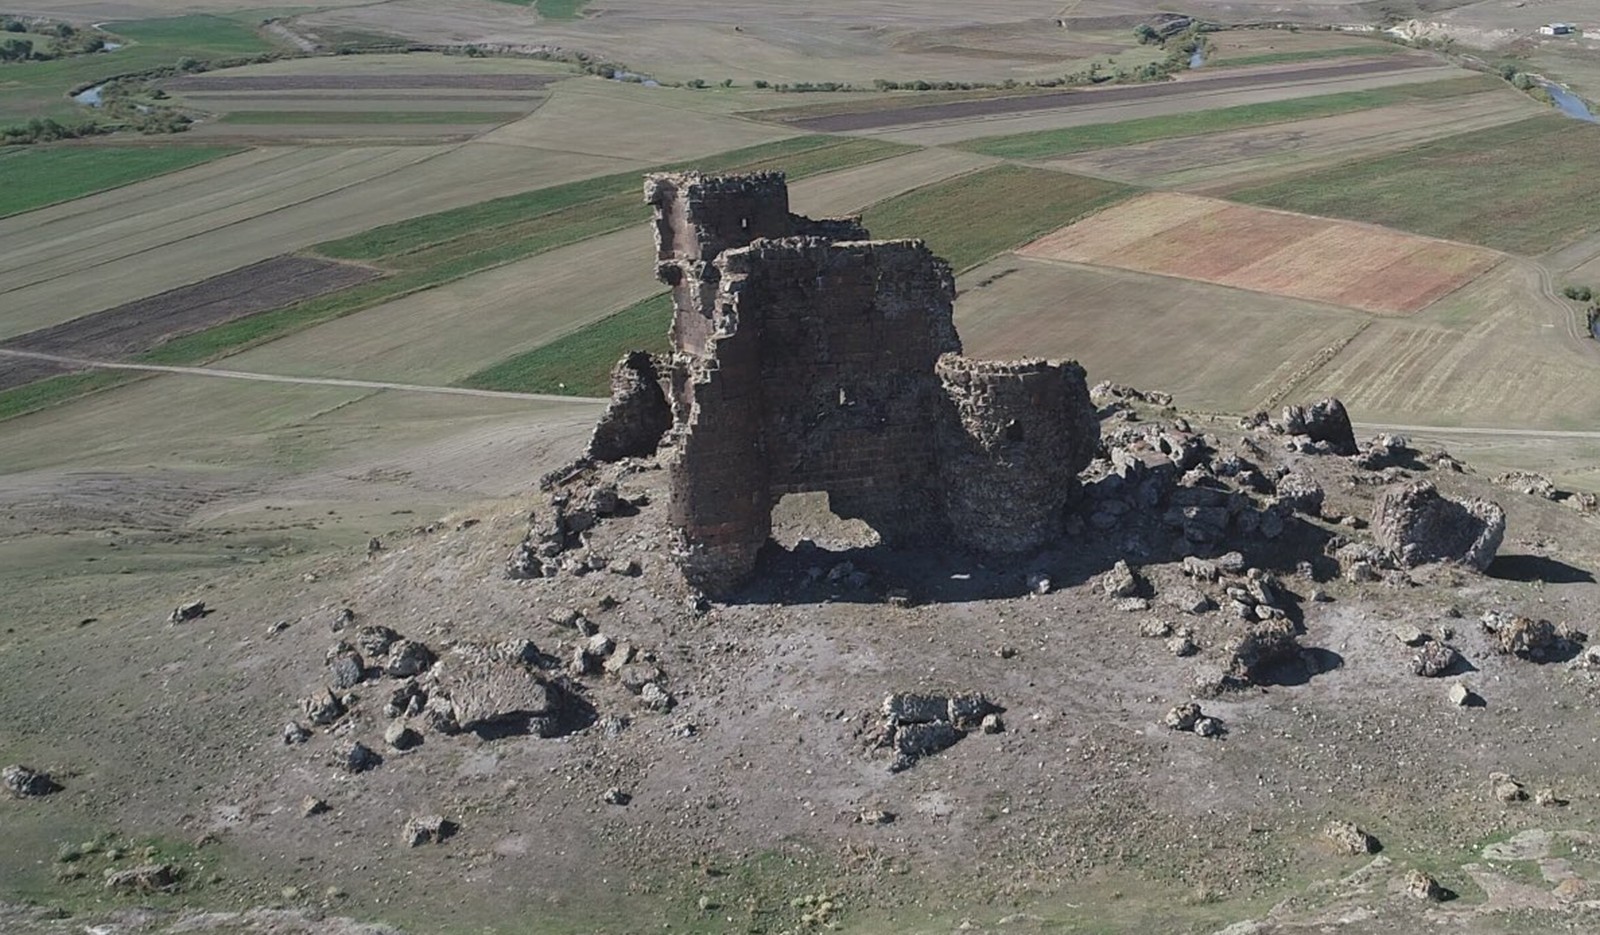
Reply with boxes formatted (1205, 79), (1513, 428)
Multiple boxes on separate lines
(1017, 192), (1501, 315)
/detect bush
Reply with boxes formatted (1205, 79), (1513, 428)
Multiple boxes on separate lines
(1564, 285), (1593, 302)
(686, 77), (706, 88)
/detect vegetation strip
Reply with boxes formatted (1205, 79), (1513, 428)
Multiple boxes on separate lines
(216, 111), (527, 125)
(0, 370), (136, 423)
(953, 76), (1500, 159)
(145, 136), (914, 368)
(0, 145), (240, 217)
(459, 293), (673, 396)
(1228, 115), (1600, 255)
(861, 165), (1134, 273)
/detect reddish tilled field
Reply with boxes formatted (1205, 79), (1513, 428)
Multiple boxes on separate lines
(1018, 192), (1502, 315)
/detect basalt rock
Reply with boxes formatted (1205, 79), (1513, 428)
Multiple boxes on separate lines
(1282, 397), (1358, 455)
(1371, 480), (1504, 572)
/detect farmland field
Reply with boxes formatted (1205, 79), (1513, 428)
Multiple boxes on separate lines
(861, 165), (1133, 272)
(460, 292), (671, 396)
(0, 146), (240, 218)
(215, 110), (527, 125)
(1019, 192), (1503, 314)
(951, 75), (1499, 159)
(1229, 115), (1600, 255)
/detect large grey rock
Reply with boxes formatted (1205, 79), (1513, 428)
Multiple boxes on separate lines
(3, 764), (59, 797)
(104, 863), (179, 893)
(401, 814), (456, 847)
(1274, 471), (1325, 516)
(890, 722), (962, 772)
(430, 647), (554, 731)
(1371, 480), (1504, 572)
(1282, 397), (1358, 455)
(1226, 619), (1299, 684)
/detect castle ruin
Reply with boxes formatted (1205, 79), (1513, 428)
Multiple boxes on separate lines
(588, 171), (1099, 595)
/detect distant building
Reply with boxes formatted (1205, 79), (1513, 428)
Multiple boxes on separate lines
(1540, 23), (1574, 36)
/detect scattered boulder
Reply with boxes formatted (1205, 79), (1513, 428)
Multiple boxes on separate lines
(282, 722), (311, 745)
(301, 796), (330, 817)
(3, 764), (60, 798)
(1324, 820), (1379, 855)
(1494, 471), (1558, 500)
(1481, 612), (1567, 660)
(300, 687), (344, 726)
(104, 863), (179, 893)
(1164, 703), (1201, 732)
(401, 814), (456, 847)
(1404, 869), (1444, 902)
(354, 626), (400, 657)
(384, 721), (421, 751)
(878, 690), (1001, 771)
(1371, 480), (1504, 572)
(1490, 773), (1527, 803)
(325, 644), (365, 691)
(335, 741), (381, 774)
(602, 787), (631, 806)
(1102, 560), (1140, 599)
(891, 721), (962, 772)
(1193, 716), (1224, 738)
(1448, 682), (1479, 707)
(429, 647), (556, 734)
(639, 682), (675, 712)
(1225, 618), (1299, 684)
(169, 600), (207, 624)
(1167, 634), (1199, 657)
(1410, 641), (1460, 678)
(1282, 398), (1358, 455)
(384, 640), (435, 678)
(1274, 471), (1325, 515)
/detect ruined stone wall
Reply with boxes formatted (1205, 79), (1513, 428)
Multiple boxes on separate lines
(635, 171), (1099, 594)
(937, 356), (1097, 553)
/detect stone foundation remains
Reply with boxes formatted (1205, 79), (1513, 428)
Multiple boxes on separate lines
(594, 171), (1099, 594)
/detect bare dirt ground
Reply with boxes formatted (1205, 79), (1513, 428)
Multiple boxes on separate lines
(0, 256), (377, 391)
(7, 388), (1600, 934)
(787, 56), (1443, 132)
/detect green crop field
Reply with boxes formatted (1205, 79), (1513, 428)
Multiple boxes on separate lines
(142, 137), (911, 369)
(216, 111), (526, 125)
(1209, 45), (1406, 68)
(0, 14), (279, 124)
(317, 136), (909, 261)
(0, 370), (135, 423)
(0, 145), (239, 217)
(861, 165), (1133, 272)
(954, 76), (1500, 160)
(460, 292), (672, 396)
(1229, 114), (1600, 254)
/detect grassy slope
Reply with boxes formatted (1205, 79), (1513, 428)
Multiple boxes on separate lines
(0, 370), (137, 423)
(0, 145), (239, 217)
(216, 111), (526, 125)
(141, 137), (913, 367)
(954, 76), (1499, 159)
(1229, 114), (1600, 254)
(459, 293), (672, 395)
(862, 165), (1134, 272)
(0, 15), (275, 123)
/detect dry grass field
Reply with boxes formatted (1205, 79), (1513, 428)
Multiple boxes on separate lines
(1043, 91), (1539, 191)
(1019, 192), (1502, 315)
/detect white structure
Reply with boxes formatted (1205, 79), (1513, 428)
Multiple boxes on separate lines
(1540, 23), (1574, 36)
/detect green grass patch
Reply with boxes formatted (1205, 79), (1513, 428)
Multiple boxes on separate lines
(316, 135), (910, 261)
(954, 76), (1501, 160)
(148, 137), (912, 366)
(0, 14), (278, 124)
(0, 144), (238, 217)
(1210, 44), (1405, 68)
(1229, 114), (1600, 254)
(459, 293), (672, 396)
(862, 165), (1134, 271)
(536, 0), (591, 17)
(216, 110), (525, 125)
(0, 370), (136, 423)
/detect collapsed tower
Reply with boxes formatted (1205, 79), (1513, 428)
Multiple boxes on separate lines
(587, 171), (1099, 594)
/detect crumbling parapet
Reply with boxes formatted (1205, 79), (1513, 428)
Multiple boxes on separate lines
(936, 356), (1098, 553)
(585, 351), (671, 463)
(597, 171), (1101, 595)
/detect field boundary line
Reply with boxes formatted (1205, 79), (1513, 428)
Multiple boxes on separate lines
(0, 349), (605, 404)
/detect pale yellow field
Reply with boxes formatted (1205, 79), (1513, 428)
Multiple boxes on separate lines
(227, 146), (988, 384)
(1019, 192), (1502, 315)
(1293, 261), (1600, 430)
(953, 255), (1371, 414)
(1043, 92), (1539, 191)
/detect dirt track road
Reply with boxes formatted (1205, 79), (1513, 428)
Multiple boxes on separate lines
(0, 348), (605, 404)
